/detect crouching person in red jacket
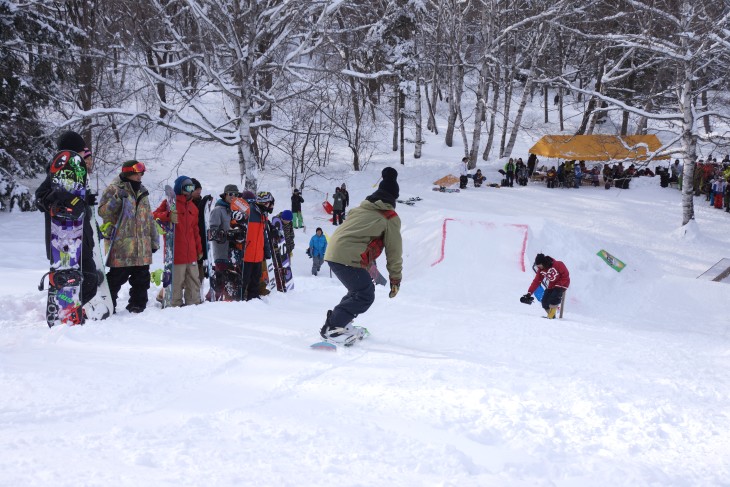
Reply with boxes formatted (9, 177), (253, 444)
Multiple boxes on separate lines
(522, 253), (570, 319)
(154, 176), (203, 306)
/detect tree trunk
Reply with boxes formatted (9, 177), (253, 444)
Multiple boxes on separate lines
(400, 90), (405, 165)
(469, 71), (488, 168)
(445, 66), (457, 147)
(558, 86), (564, 131)
(701, 89), (711, 134)
(504, 77), (533, 158)
(414, 74), (423, 159)
(543, 85), (548, 123)
(392, 84), (399, 152)
(483, 74), (500, 160)
(681, 65), (696, 225)
(499, 67), (513, 158)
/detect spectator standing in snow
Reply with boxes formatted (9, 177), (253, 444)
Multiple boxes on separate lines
(332, 187), (345, 226)
(191, 178), (212, 285)
(98, 160), (159, 313)
(340, 183), (350, 219)
(153, 176), (203, 306)
(35, 131), (99, 317)
(291, 189), (304, 229)
(459, 157), (469, 189)
(504, 158), (515, 187)
(308, 227), (327, 276)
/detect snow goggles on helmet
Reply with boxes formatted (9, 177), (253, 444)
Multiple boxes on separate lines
(256, 191), (274, 204)
(121, 161), (146, 174)
(183, 183), (195, 193)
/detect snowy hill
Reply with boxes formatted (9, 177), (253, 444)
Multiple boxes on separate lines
(2, 132), (730, 486)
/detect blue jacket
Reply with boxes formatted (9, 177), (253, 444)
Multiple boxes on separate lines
(309, 233), (327, 258)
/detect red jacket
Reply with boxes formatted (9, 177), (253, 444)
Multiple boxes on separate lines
(154, 195), (202, 264)
(528, 259), (570, 294)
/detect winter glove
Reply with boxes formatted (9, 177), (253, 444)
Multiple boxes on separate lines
(150, 269), (163, 286)
(85, 192), (98, 206)
(520, 293), (534, 305)
(389, 279), (401, 299)
(170, 210), (178, 224)
(99, 222), (114, 239)
(306, 247), (312, 258)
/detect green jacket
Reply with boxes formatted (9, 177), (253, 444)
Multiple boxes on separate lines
(324, 199), (403, 281)
(98, 176), (159, 267)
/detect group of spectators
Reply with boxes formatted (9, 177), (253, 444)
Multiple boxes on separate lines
(672, 156), (730, 212)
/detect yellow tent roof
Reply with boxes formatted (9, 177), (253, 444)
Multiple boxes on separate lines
(528, 135), (668, 161)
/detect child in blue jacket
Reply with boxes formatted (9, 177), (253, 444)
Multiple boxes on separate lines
(308, 227), (328, 276)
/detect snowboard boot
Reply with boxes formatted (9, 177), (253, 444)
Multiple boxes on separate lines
(546, 307), (557, 319)
(320, 310), (367, 346)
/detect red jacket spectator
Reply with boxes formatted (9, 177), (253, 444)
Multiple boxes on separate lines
(154, 181), (202, 265)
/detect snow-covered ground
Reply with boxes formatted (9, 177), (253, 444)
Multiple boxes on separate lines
(3, 116), (730, 485)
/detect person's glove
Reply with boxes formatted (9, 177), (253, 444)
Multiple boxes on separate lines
(99, 221), (114, 238)
(170, 210), (178, 224)
(389, 278), (401, 298)
(520, 293), (534, 305)
(150, 268), (163, 286)
(306, 247), (312, 258)
(85, 192), (98, 206)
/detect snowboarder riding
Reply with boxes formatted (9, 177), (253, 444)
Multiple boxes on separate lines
(521, 253), (570, 319)
(320, 167), (403, 344)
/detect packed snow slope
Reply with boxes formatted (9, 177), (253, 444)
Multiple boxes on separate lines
(2, 144), (730, 486)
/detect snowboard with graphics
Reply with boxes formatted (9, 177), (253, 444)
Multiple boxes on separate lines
(158, 185), (176, 308)
(270, 214), (294, 292)
(40, 151), (87, 327)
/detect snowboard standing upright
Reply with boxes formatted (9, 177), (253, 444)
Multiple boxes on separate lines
(269, 214), (294, 292)
(40, 150), (87, 327)
(82, 206), (113, 320)
(159, 185), (176, 308)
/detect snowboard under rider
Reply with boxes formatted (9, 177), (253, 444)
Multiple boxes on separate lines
(321, 166), (403, 343)
(35, 131), (99, 313)
(521, 253), (570, 319)
(98, 160), (159, 313)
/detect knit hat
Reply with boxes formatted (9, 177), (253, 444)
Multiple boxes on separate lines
(241, 190), (256, 200)
(174, 175), (193, 195)
(191, 178), (202, 190)
(220, 184), (240, 199)
(281, 210), (293, 221)
(366, 167), (399, 207)
(57, 131), (87, 154)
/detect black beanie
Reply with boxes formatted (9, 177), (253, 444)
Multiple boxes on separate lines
(366, 167), (399, 207)
(191, 178), (202, 190)
(57, 131), (87, 154)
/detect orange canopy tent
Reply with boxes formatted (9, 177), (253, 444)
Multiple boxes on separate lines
(528, 135), (668, 162)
